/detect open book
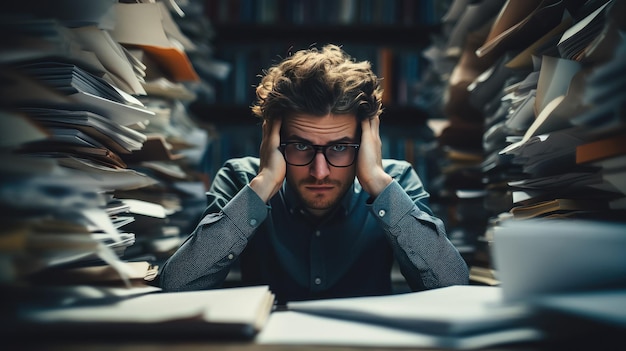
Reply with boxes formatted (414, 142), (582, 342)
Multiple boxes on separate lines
(12, 285), (275, 340)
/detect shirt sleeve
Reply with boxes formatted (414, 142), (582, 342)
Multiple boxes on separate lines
(369, 165), (469, 290)
(159, 184), (268, 291)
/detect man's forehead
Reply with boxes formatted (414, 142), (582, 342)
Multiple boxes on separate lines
(281, 113), (358, 141)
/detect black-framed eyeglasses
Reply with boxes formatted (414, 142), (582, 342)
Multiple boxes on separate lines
(279, 142), (360, 167)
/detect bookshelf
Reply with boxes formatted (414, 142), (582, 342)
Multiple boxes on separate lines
(201, 18), (441, 113)
(195, 32), (439, 120)
(193, 0), (450, 182)
(191, 104), (431, 126)
(204, 0), (444, 26)
(211, 24), (439, 46)
(199, 0), (451, 107)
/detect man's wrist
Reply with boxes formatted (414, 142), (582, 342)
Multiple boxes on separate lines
(363, 172), (393, 198)
(250, 174), (280, 203)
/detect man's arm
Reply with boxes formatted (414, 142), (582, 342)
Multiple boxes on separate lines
(371, 162), (469, 290)
(160, 116), (286, 292)
(356, 116), (468, 289)
(159, 161), (267, 292)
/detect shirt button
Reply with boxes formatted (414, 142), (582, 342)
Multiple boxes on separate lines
(249, 218), (257, 226)
(315, 230), (321, 237)
(227, 253), (234, 260)
(314, 277), (322, 285)
(378, 209), (386, 217)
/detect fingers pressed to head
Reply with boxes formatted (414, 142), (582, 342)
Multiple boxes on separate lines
(272, 117), (282, 136)
(371, 115), (380, 136)
(262, 119), (270, 136)
(361, 116), (380, 138)
(262, 118), (282, 144)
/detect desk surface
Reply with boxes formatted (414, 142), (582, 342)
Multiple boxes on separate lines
(21, 341), (543, 351)
(16, 329), (614, 351)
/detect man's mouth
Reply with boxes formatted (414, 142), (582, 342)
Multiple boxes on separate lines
(305, 185), (334, 192)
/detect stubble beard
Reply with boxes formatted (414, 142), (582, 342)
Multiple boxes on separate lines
(298, 179), (347, 213)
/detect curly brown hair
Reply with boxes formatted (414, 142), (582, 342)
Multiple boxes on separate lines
(251, 44), (383, 122)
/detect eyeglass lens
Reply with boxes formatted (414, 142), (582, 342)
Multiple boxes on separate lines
(282, 143), (358, 167)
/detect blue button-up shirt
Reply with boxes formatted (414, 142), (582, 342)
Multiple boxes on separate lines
(160, 156), (468, 304)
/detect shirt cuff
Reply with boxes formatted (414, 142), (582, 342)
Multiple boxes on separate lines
(369, 180), (415, 230)
(221, 185), (269, 239)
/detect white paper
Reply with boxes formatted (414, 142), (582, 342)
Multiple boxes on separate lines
(256, 310), (544, 350)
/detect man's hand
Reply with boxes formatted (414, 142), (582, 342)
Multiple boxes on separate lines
(356, 115), (392, 198)
(250, 117), (286, 202)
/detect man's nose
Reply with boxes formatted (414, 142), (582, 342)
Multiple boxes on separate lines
(309, 151), (330, 179)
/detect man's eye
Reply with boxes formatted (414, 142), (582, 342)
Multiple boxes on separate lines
(294, 143), (311, 151)
(330, 144), (348, 152)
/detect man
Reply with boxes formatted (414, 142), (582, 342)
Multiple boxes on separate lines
(160, 44), (468, 303)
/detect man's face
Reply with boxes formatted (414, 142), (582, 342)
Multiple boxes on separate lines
(280, 113), (359, 218)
